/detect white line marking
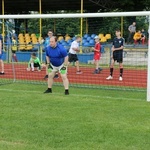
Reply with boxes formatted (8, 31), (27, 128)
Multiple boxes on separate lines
(0, 88), (145, 101)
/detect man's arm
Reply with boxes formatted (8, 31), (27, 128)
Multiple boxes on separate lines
(112, 46), (124, 51)
(128, 25), (132, 32)
(46, 56), (50, 64)
(63, 56), (68, 66)
(72, 47), (79, 52)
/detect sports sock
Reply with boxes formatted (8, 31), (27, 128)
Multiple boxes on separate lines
(120, 68), (123, 77)
(110, 68), (114, 76)
(31, 63), (34, 69)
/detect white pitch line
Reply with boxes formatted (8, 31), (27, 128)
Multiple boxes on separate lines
(0, 88), (145, 102)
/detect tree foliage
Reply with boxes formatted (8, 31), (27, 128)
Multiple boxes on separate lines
(9, 0), (150, 40)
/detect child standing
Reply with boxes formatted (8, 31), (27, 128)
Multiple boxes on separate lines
(27, 52), (41, 71)
(92, 36), (102, 74)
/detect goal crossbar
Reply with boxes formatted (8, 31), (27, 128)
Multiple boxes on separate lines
(0, 11), (150, 19)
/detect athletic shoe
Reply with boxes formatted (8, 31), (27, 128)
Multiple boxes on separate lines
(98, 68), (103, 71)
(44, 75), (48, 79)
(106, 75), (113, 80)
(31, 68), (34, 72)
(76, 70), (82, 74)
(44, 89), (52, 93)
(93, 69), (100, 74)
(65, 91), (69, 95)
(54, 74), (59, 79)
(119, 76), (123, 81)
(0, 72), (5, 75)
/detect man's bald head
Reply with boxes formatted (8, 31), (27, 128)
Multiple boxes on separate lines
(50, 36), (57, 48)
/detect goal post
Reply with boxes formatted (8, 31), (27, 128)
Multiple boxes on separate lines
(0, 11), (150, 101)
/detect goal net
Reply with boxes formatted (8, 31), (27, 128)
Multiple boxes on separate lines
(0, 12), (150, 100)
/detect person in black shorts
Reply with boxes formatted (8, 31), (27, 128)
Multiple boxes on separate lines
(106, 29), (124, 81)
(68, 36), (82, 74)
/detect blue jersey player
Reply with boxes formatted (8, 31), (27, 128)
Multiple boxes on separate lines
(44, 36), (69, 95)
(106, 29), (124, 81)
(43, 30), (59, 79)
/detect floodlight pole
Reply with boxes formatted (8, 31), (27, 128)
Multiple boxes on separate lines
(147, 16), (150, 102)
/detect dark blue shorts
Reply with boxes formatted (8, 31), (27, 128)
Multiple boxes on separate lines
(113, 52), (123, 63)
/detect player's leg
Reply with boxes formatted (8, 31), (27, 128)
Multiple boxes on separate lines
(12, 51), (18, 62)
(13, 53), (18, 62)
(30, 60), (34, 71)
(44, 63), (57, 93)
(106, 58), (115, 80)
(119, 62), (123, 81)
(127, 32), (131, 44)
(75, 60), (82, 74)
(44, 58), (48, 79)
(93, 60), (100, 74)
(0, 59), (4, 74)
(0, 53), (4, 74)
(60, 69), (69, 95)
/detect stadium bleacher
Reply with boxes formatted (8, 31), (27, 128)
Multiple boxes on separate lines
(3, 33), (111, 52)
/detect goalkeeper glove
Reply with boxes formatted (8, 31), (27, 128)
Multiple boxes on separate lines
(60, 65), (67, 74)
(47, 63), (53, 73)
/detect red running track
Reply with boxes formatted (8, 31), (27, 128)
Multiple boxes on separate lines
(0, 64), (147, 88)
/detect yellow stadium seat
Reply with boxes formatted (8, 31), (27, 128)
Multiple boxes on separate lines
(105, 34), (111, 39)
(18, 42), (26, 50)
(25, 33), (29, 37)
(18, 38), (25, 42)
(100, 37), (107, 43)
(31, 33), (36, 37)
(58, 36), (64, 41)
(18, 33), (23, 38)
(25, 44), (33, 50)
(65, 36), (71, 41)
(25, 39), (31, 44)
(98, 34), (104, 39)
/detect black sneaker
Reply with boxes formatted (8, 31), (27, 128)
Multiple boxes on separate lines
(65, 91), (69, 95)
(93, 69), (100, 74)
(44, 89), (52, 93)
(44, 75), (48, 79)
(98, 68), (103, 71)
(54, 74), (59, 79)
(0, 72), (5, 75)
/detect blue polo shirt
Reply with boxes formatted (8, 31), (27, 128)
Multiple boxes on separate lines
(46, 44), (68, 67)
(44, 37), (50, 48)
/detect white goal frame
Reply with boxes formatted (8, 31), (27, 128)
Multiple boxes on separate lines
(0, 11), (150, 101)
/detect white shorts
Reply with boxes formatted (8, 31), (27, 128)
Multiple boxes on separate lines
(51, 64), (67, 74)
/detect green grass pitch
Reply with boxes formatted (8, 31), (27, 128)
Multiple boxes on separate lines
(0, 83), (150, 150)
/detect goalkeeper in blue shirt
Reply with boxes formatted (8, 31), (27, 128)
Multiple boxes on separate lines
(44, 36), (69, 95)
